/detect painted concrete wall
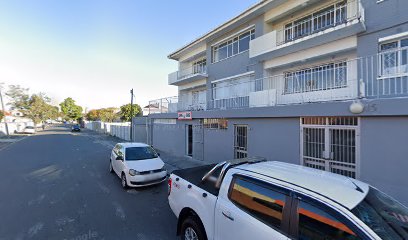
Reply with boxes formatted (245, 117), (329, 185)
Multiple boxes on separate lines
(152, 121), (185, 156)
(359, 116), (408, 205)
(358, 0), (408, 58)
(244, 118), (300, 164)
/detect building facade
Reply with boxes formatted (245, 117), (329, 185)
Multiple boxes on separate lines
(146, 0), (408, 204)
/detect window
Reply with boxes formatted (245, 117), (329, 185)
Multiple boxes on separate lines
(125, 146), (158, 161)
(212, 29), (255, 62)
(114, 144), (123, 157)
(212, 74), (255, 100)
(284, 62), (347, 94)
(203, 118), (228, 129)
(192, 59), (206, 74)
(154, 119), (176, 124)
(284, 1), (347, 43)
(229, 176), (288, 230)
(379, 38), (408, 77)
(352, 187), (408, 240)
(297, 200), (359, 239)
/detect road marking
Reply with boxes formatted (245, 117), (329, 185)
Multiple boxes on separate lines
(112, 202), (126, 220)
(27, 222), (44, 238)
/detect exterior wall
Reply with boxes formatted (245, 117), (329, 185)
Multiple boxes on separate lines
(242, 118), (300, 164)
(152, 120), (186, 156)
(357, 0), (408, 58)
(206, 15), (265, 82)
(359, 116), (408, 205)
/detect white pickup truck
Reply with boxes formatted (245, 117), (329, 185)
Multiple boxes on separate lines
(168, 157), (408, 240)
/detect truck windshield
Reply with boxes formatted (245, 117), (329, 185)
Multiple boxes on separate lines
(125, 147), (158, 161)
(351, 187), (408, 239)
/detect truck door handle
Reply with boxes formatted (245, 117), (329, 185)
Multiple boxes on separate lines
(222, 211), (234, 221)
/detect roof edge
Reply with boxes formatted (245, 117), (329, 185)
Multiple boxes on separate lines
(167, 0), (270, 60)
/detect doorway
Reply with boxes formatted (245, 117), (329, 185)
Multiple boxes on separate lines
(234, 125), (248, 159)
(186, 125), (193, 156)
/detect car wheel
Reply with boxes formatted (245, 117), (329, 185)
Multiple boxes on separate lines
(181, 216), (207, 240)
(121, 173), (128, 189)
(109, 161), (114, 173)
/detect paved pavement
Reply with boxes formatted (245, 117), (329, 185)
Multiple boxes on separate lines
(0, 125), (203, 240)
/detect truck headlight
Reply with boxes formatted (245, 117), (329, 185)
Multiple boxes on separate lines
(129, 169), (140, 176)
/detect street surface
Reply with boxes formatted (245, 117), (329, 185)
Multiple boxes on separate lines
(0, 125), (179, 240)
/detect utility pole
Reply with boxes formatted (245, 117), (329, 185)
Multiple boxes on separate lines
(130, 89), (134, 142)
(0, 84), (9, 136)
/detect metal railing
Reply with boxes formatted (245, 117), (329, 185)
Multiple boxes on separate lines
(276, 0), (361, 46)
(177, 91), (207, 111)
(152, 48), (408, 113)
(168, 65), (207, 84)
(147, 96), (178, 114)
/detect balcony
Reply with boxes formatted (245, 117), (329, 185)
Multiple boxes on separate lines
(151, 48), (408, 113)
(249, 0), (365, 60)
(168, 65), (208, 86)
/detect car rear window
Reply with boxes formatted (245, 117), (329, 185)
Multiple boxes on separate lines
(125, 147), (158, 161)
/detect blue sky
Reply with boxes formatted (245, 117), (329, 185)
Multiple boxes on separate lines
(0, 0), (258, 110)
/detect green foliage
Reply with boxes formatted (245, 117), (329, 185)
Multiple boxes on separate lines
(85, 108), (119, 122)
(24, 93), (57, 124)
(119, 103), (142, 122)
(5, 85), (30, 111)
(0, 111), (4, 121)
(99, 107), (118, 122)
(5, 85), (59, 124)
(60, 97), (83, 121)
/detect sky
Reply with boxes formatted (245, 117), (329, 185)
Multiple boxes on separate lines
(0, 0), (258, 111)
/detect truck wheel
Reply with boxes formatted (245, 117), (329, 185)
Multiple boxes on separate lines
(180, 216), (207, 240)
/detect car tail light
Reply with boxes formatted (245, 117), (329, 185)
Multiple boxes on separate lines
(168, 177), (172, 196)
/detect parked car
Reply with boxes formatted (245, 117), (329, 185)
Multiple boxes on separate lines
(109, 143), (167, 188)
(23, 126), (36, 134)
(71, 124), (81, 132)
(168, 157), (408, 240)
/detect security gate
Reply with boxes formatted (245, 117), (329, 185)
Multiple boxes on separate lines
(234, 125), (248, 159)
(193, 122), (204, 161)
(300, 117), (360, 178)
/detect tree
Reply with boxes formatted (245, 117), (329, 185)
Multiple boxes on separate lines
(24, 93), (57, 124)
(119, 103), (142, 122)
(99, 108), (118, 122)
(86, 109), (101, 121)
(5, 85), (30, 111)
(60, 98), (83, 121)
(0, 111), (4, 121)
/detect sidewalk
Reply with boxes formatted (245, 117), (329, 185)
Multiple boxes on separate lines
(82, 128), (207, 173)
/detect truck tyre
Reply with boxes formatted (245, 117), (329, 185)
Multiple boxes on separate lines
(180, 216), (207, 240)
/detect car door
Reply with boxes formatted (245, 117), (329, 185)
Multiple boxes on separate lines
(111, 144), (123, 175)
(289, 194), (368, 240)
(215, 175), (291, 240)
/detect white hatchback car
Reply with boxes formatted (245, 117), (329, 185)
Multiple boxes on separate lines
(23, 126), (36, 134)
(109, 143), (167, 188)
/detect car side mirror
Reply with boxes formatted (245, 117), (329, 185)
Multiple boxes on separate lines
(116, 156), (123, 161)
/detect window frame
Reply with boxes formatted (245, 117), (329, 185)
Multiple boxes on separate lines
(290, 192), (370, 240)
(379, 37), (408, 77)
(227, 174), (293, 237)
(211, 28), (255, 63)
(283, 60), (348, 94)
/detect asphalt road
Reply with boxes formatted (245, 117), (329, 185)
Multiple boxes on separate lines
(0, 126), (177, 240)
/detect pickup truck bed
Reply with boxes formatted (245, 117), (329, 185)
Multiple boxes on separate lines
(172, 164), (221, 196)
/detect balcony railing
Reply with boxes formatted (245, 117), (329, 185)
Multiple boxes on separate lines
(276, 0), (361, 46)
(147, 96), (178, 114)
(151, 48), (408, 113)
(249, 0), (363, 58)
(168, 65), (208, 85)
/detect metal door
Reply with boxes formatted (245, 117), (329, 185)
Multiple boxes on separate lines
(301, 117), (359, 178)
(234, 125), (248, 159)
(193, 121), (204, 161)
